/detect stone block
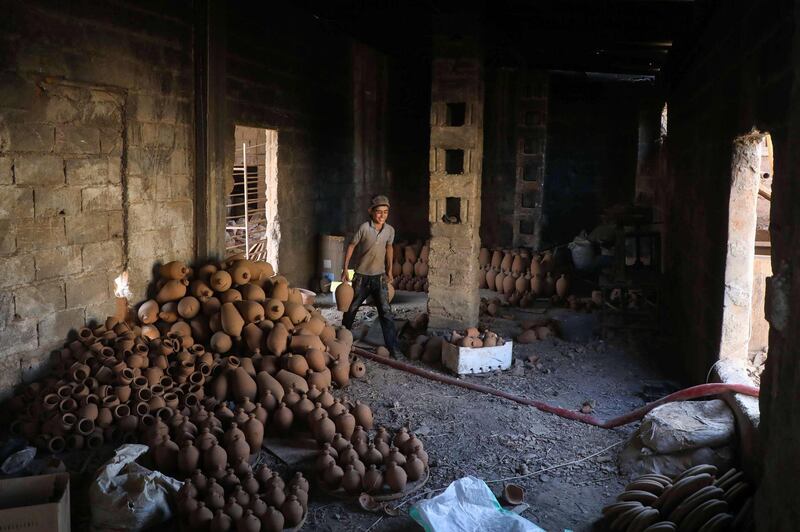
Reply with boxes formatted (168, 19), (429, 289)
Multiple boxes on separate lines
(65, 157), (109, 185)
(34, 185), (82, 217)
(0, 186), (34, 219)
(5, 123), (55, 152)
(128, 145), (171, 178)
(169, 149), (190, 175)
(0, 317), (37, 356)
(131, 93), (178, 124)
(20, 351), (52, 386)
(128, 202), (155, 233)
(34, 245), (82, 280)
(38, 307), (85, 347)
(82, 185), (122, 212)
(108, 211), (124, 239)
(0, 291), (12, 329)
(16, 217), (67, 252)
(127, 174), (156, 202)
(65, 212), (109, 244)
(0, 255), (35, 289)
(0, 157), (12, 185)
(66, 273), (109, 308)
(86, 299), (118, 325)
(14, 155), (64, 185)
(14, 280), (65, 318)
(55, 125), (101, 154)
(107, 157), (122, 184)
(82, 239), (123, 272)
(99, 127), (123, 156)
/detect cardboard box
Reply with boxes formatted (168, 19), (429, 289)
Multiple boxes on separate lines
(442, 341), (514, 375)
(0, 472), (71, 531)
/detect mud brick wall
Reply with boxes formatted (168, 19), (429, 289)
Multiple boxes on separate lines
(658, 0), (798, 526)
(0, 1), (195, 395)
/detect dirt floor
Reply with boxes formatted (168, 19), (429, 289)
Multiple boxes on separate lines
(299, 290), (670, 531)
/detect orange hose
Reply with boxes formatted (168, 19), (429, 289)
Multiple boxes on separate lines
(352, 347), (759, 429)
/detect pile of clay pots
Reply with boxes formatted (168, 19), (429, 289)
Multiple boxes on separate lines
(515, 320), (557, 344)
(446, 328), (505, 349)
(177, 464), (308, 531)
(392, 241), (429, 293)
(602, 464), (753, 531)
(314, 426), (427, 497)
(478, 248), (569, 307)
(406, 335), (444, 365)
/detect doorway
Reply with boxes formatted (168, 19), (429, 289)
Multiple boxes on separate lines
(227, 126), (280, 270)
(719, 131), (772, 385)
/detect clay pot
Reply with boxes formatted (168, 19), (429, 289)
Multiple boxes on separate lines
(153, 435), (179, 476)
(335, 282), (354, 312)
(556, 274), (569, 297)
(230, 367), (257, 402)
(502, 483), (525, 505)
(494, 271), (506, 293)
(333, 412), (356, 440)
(511, 254), (524, 275)
(226, 432), (250, 463)
(137, 300), (159, 325)
(265, 323), (289, 356)
(271, 280), (290, 301)
(341, 465), (363, 495)
(236, 510), (260, 532)
(275, 369), (309, 393)
(479, 248), (491, 267)
(314, 412), (336, 443)
(285, 354), (309, 377)
(255, 371), (284, 402)
(350, 360), (366, 379)
(260, 506), (284, 532)
(177, 440), (200, 478)
(322, 461), (344, 489)
(243, 413), (264, 452)
(385, 461), (408, 492)
(363, 464), (384, 494)
(203, 443), (228, 474)
(502, 274), (515, 297)
(188, 502), (214, 530)
(156, 279), (188, 304)
(531, 274), (543, 296)
(271, 402), (293, 433)
(280, 495), (304, 527)
(517, 329), (538, 343)
(352, 401), (373, 430)
(405, 454), (425, 481)
(210, 510), (232, 532)
(515, 274), (528, 294)
(210, 270), (232, 292)
(330, 361), (350, 388)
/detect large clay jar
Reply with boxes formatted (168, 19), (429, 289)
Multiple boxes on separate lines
(210, 331), (233, 353)
(530, 256), (542, 275)
(556, 274), (569, 297)
(485, 269), (497, 291)
(226, 432), (250, 463)
(230, 367), (257, 402)
(333, 411), (356, 440)
(177, 296), (200, 319)
(314, 412), (336, 443)
(156, 279), (188, 304)
(271, 402), (293, 433)
(265, 323), (289, 356)
(220, 302), (245, 339)
(177, 440), (200, 478)
(160, 260), (188, 280)
(511, 254), (524, 275)
(322, 461), (344, 489)
(210, 270), (232, 292)
(385, 461), (408, 492)
(271, 280), (290, 302)
(285, 354), (309, 377)
(203, 443), (228, 476)
(153, 435), (179, 476)
(138, 300), (159, 325)
(502, 274), (515, 297)
(515, 274), (528, 294)
(479, 247), (491, 267)
(330, 361), (350, 388)
(281, 495), (304, 527)
(188, 502), (214, 530)
(490, 250), (502, 269)
(341, 465), (362, 495)
(531, 274), (544, 296)
(494, 271), (505, 293)
(352, 401), (373, 430)
(260, 506), (284, 532)
(335, 282), (354, 312)
(500, 252), (513, 272)
(414, 260), (428, 277)
(405, 454), (425, 481)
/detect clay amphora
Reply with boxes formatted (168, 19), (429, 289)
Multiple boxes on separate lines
(515, 274), (528, 294)
(303, 349), (325, 372)
(479, 269), (488, 289)
(265, 323), (289, 356)
(490, 250), (502, 269)
(160, 260), (188, 280)
(210, 270), (232, 292)
(385, 461), (408, 492)
(276, 370), (308, 394)
(405, 454), (425, 481)
(479, 247), (490, 267)
(511, 254), (524, 274)
(363, 464), (384, 494)
(230, 367), (257, 402)
(291, 394), (315, 425)
(318, 388), (335, 409)
(330, 361), (350, 388)
(243, 413), (264, 451)
(341, 465), (362, 495)
(500, 252), (513, 272)
(203, 443), (227, 474)
(137, 300), (159, 325)
(255, 372), (284, 403)
(314, 412), (336, 443)
(531, 274), (544, 296)
(271, 402), (293, 433)
(177, 440), (200, 478)
(280, 495), (304, 527)
(285, 354), (309, 377)
(188, 502), (214, 530)
(153, 435), (179, 476)
(260, 506), (284, 532)
(322, 461), (344, 489)
(556, 274), (569, 297)
(502, 274), (515, 297)
(335, 282), (354, 312)
(210, 331), (233, 353)
(156, 279), (188, 304)
(225, 432), (250, 463)
(158, 302), (178, 323)
(210, 510), (232, 532)
(485, 269), (497, 291)
(363, 444), (383, 466)
(219, 303), (244, 339)
(206, 489), (225, 511)
(352, 401), (373, 429)
(494, 271), (506, 292)
(236, 510), (261, 532)
(224, 497), (244, 521)
(176, 296), (200, 319)
(333, 411), (356, 440)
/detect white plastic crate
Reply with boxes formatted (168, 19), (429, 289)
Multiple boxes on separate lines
(441, 341), (514, 375)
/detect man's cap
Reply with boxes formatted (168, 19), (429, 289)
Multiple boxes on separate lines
(370, 195), (390, 209)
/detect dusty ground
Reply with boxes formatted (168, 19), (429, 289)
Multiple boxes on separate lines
(301, 290), (668, 531)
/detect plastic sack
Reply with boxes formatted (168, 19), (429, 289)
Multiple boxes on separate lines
(90, 443), (183, 532)
(410, 476), (544, 532)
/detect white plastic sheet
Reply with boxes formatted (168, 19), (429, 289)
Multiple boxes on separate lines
(410, 476), (544, 532)
(90, 444), (183, 532)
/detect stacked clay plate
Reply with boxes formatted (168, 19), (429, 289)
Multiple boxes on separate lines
(602, 465), (754, 532)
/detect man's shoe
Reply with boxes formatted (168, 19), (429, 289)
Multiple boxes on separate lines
(390, 348), (403, 359)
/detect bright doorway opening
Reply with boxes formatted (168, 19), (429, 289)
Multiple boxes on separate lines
(227, 126), (280, 270)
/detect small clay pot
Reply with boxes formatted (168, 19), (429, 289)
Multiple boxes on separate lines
(385, 461), (408, 492)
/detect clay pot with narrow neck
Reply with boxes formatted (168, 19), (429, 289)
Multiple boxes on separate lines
(363, 464), (384, 494)
(556, 274), (569, 297)
(341, 465), (363, 495)
(531, 274), (544, 296)
(511, 254), (524, 275)
(271, 402), (293, 433)
(242, 323), (262, 353)
(210, 270), (232, 292)
(229, 367), (256, 402)
(313, 412), (336, 443)
(333, 411), (356, 440)
(242, 413), (263, 451)
(177, 440), (200, 478)
(265, 323), (289, 356)
(502, 274), (515, 297)
(479, 247), (491, 267)
(385, 461), (408, 492)
(334, 282), (354, 312)
(260, 506), (284, 532)
(156, 279), (188, 304)
(352, 401), (373, 430)
(330, 361), (350, 388)
(494, 271), (506, 293)
(515, 274), (528, 294)
(220, 303), (244, 339)
(137, 300), (159, 325)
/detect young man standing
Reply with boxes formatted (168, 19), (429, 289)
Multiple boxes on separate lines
(341, 195), (400, 357)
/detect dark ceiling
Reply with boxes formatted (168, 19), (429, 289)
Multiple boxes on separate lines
(305, 0), (703, 76)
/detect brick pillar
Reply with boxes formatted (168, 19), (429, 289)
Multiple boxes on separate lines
(426, 36), (484, 330)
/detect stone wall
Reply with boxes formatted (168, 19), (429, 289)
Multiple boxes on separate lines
(657, 0), (798, 527)
(0, 0), (195, 394)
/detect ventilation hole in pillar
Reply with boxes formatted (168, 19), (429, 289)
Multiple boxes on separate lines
(520, 219), (535, 235)
(522, 163), (538, 182)
(521, 192), (537, 209)
(443, 197), (461, 224)
(445, 149), (465, 174)
(523, 110), (540, 126)
(522, 136), (539, 154)
(446, 103), (466, 126)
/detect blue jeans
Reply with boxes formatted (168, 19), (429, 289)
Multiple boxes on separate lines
(342, 273), (397, 350)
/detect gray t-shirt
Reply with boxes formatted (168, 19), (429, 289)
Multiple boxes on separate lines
(351, 221), (395, 275)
